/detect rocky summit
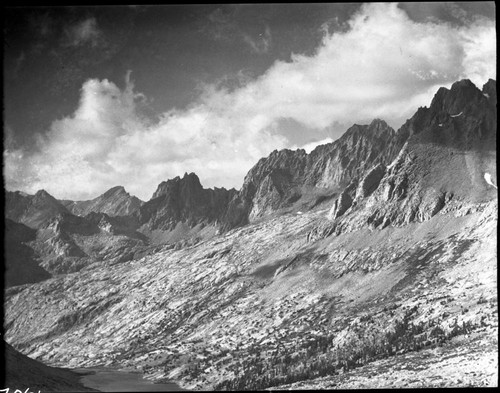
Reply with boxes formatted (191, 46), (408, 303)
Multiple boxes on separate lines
(60, 186), (144, 217)
(136, 172), (237, 232)
(3, 79), (498, 391)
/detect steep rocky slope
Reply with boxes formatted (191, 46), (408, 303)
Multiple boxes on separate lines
(60, 186), (144, 217)
(222, 119), (407, 230)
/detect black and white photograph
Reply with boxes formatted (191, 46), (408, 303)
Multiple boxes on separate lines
(2, 2), (497, 391)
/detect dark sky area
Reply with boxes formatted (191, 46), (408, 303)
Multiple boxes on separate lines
(4, 4), (362, 148)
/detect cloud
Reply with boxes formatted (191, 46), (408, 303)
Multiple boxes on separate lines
(4, 3), (496, 200)
(290, 138), (335, 154)
(63, 17), (103, 47)
(3, 72), (288, 200)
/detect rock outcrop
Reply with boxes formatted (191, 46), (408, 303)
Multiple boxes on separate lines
(354, 164), (386, 201)
(327, 182), (356, 220)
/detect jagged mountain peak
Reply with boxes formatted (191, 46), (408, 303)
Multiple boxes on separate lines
(369, 118), (392, 131)
(151, 172), (204, 200)
(34, 189), (54, 199)
(310, 77), (497, 241)
(102, 185), (128, 197)
(328, 119), (396, 150)
(429, 78), (488, 116)
(180, 172), (203, 188)
(138, 172), (237, 231)
(347, 118), (392, 132)
(398, 78), (496, 147)
(482, 79), (496, 105)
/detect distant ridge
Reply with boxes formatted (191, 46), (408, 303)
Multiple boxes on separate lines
(60, 185), (144, 217)
(5, 78), (496, 240)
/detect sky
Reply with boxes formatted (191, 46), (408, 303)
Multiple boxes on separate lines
(3, 2), (496, 201)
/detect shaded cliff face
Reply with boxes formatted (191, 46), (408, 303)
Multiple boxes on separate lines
(222, 119), (407, 230)
(4, 219), (51, 287)
(60, 186), (144, 217)
(5, 190), (70, 229)
(310, 79), (497, 240)
(136, 172), (237, 231)
(398, 79), (496, 149)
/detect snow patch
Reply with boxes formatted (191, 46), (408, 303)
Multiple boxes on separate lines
(387, 142), (408, 170)
(484, 93), (490, 98)
(484, 173), (497, 189)
(450, 111), (463, 118)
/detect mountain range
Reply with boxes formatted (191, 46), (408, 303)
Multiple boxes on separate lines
(5, 78), (496, 286)
(3, 78), (497, 391)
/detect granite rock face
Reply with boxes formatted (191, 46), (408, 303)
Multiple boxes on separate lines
(222, 119), (406, 231)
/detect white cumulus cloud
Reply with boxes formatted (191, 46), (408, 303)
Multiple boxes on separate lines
(4, 3), (496, 200)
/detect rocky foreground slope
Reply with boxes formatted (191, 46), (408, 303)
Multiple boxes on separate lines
(2, 340), (96, 392)
(3, 79), (498, 390)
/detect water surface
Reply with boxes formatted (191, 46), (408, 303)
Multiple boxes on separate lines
(74, 368), (184, 392)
